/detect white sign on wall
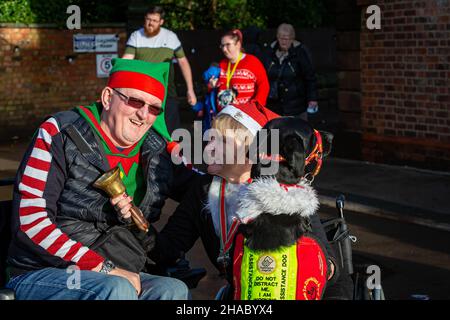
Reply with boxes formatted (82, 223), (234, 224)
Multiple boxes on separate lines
(96, 54), (118, 78)
(95, 34), (118, 52)
(73, 34), (96, 52)
(73, 34), (118, 53)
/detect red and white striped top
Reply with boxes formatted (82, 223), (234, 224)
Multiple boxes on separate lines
(17, 117), (104, 270)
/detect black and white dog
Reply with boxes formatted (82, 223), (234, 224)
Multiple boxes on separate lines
(232, 117), (335, 300)
(237, 117), (333, 251)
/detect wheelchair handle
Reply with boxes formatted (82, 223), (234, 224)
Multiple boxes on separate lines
(336, 194), (345, 219)
(335, 194), (354, 275)
(336, 194), (345, 209)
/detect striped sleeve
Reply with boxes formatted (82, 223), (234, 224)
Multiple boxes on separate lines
(17, 117), (104, 270)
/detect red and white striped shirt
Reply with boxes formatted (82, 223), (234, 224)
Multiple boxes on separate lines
(16, 117), (104, 270)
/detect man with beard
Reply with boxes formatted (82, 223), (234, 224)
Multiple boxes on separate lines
(123, 6), (197, 135)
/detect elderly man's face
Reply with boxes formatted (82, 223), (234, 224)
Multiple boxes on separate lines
(277, 32), (294, 51)
(101, 87), (162, 148)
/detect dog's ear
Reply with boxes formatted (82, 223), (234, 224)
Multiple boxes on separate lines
(319, 130), (333, 157)
(277, 135), (306, 184)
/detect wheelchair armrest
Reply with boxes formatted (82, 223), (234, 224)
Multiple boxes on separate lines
(0, 288), (15, 300)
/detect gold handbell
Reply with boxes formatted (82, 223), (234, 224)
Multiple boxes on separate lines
(94, 167), (150, 232)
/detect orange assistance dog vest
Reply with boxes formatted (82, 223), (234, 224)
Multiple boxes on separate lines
(232, 234), (328, 300)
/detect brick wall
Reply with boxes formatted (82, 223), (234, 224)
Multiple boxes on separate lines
(0, 24), (127, 142)
(0, 24), (337, 144)
(359, 0), (450, 170)
(335, 0), (363, 159)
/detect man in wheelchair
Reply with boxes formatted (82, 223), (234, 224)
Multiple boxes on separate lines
(2, 58), (200, 300)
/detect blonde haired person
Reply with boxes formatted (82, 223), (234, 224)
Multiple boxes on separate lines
(150, 102), (278, 272)
(149, 103), (342, 299)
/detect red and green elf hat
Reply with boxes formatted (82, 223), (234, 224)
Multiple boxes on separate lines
(107, 58), (171, 141)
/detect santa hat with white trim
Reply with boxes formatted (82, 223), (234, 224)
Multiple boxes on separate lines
(167, 102), (278, 169)
(218, 102), (279, 136)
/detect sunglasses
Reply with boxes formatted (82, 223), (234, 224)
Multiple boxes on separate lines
(112, 88), (163, 116)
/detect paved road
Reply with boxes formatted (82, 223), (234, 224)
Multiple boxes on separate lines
(319, 206), (450, 300)
(2, 183), (449, 300)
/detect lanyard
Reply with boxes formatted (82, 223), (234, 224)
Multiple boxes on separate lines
(218, 178), (240, 259)
(226, 52), (243, 89)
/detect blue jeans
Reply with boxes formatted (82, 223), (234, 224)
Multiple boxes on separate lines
(6, 267), (190, 300)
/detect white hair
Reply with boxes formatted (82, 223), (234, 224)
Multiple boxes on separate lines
(277, 23), (296, 39)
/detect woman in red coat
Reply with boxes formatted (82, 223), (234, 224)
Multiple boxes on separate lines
(214, 29), (270, 110)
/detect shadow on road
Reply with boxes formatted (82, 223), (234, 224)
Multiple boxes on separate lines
(320, 207), (450, 300)
(352, 250), (450, 300)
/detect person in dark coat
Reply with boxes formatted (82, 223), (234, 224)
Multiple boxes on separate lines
(262, 23), (319, 120)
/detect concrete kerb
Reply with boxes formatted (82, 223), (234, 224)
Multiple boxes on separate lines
(319, 194), (450, 233)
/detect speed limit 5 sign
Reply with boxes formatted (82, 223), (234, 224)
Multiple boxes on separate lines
(96, 54), (118, 78)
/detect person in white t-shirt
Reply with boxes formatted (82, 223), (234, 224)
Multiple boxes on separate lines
(123, 6), (197, 134)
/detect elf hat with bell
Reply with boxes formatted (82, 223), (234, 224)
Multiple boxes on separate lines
(107, 58), (171, 141)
